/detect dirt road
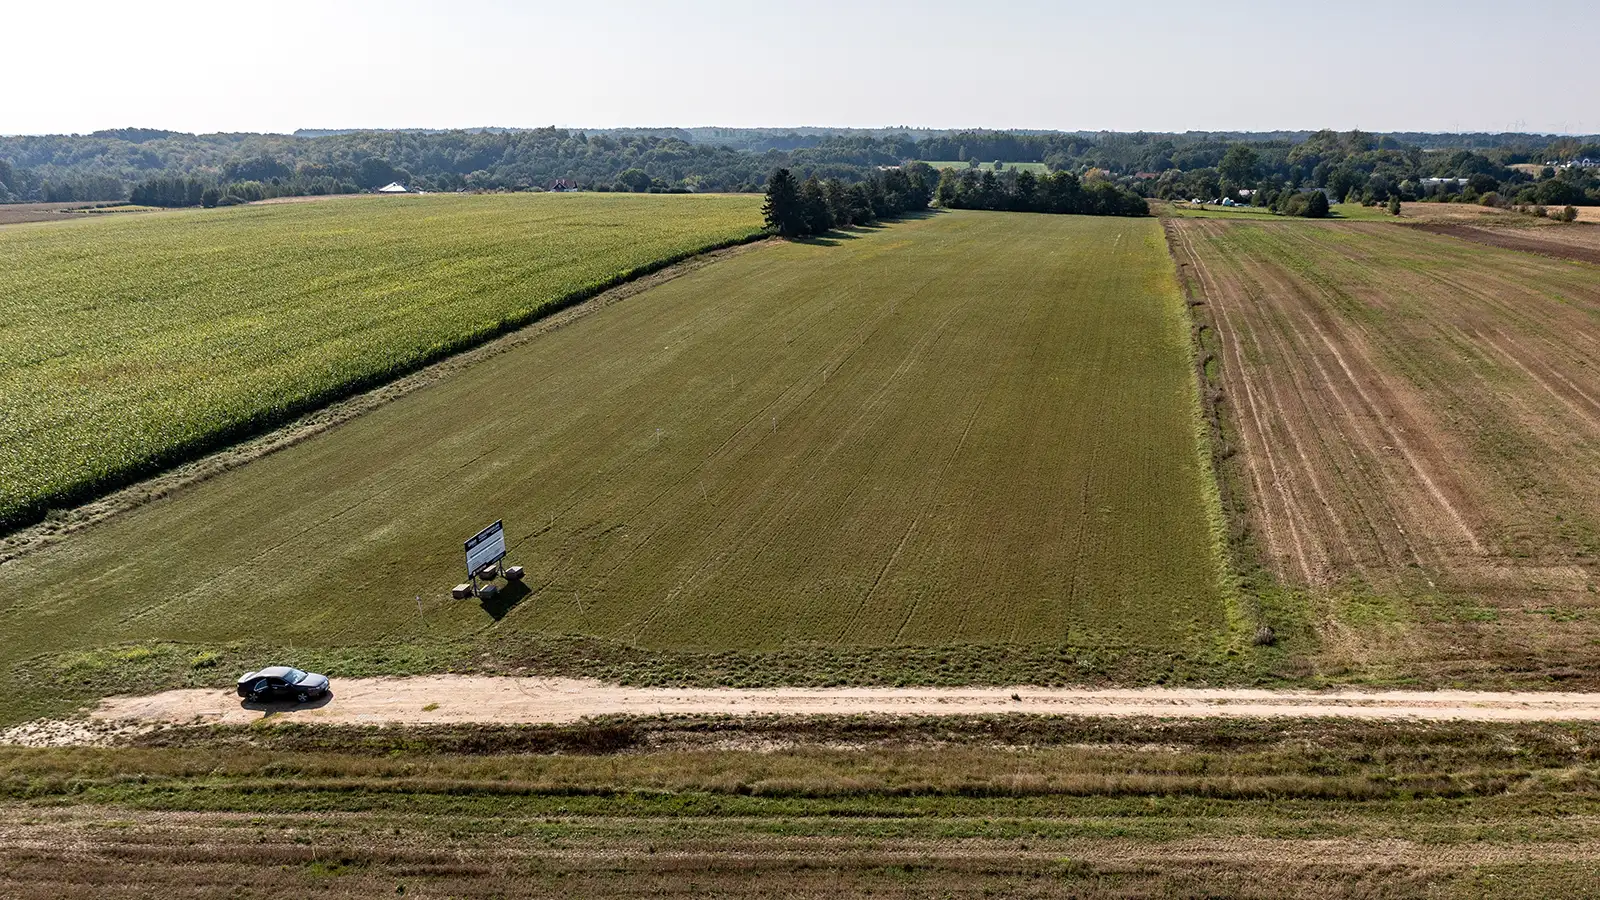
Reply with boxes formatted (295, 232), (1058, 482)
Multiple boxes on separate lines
(85, 676), (1600, 725)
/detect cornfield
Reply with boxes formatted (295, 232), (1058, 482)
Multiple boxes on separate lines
(0, 193), (763, 529)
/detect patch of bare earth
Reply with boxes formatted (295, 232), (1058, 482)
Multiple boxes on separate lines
(0, 202), (148, 226)
(1170, 218), (1600, 683)
(1394, 202), (1556, 225)
(1406, 222), (1600, 266)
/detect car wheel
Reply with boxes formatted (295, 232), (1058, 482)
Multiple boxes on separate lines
(245, 691), (259, 702)
(296, 691), (309, 703)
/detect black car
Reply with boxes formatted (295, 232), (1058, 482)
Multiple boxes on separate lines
(236, 666), (331, 703)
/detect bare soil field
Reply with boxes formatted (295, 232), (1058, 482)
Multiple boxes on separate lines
(1397, 202), (1600, 225)
(1170, 218), (1600, 682)
(1394, 202), (1538, 224)
(0, 201), (150, 226)
(1407, 222), (1600, 266)
(62, 677), (1600, 730)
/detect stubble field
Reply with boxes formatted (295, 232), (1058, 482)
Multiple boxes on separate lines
(0, 193), (765, 530)
(1170, 217), (1600, 684)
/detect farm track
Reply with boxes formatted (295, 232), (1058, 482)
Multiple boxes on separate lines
(1172, 218), (1600, 676)
(66, 676), (1600, 730)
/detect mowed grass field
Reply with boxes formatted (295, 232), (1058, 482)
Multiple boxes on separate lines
(0, 211), (1234, 714)
(0, 193), (764, 530)
(1170, 217), (1600, 685)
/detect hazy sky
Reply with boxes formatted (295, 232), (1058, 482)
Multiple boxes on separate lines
(8, 0), (1598, 136)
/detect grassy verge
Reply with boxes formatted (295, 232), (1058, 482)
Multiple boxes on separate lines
(3, 715), (1599, 897)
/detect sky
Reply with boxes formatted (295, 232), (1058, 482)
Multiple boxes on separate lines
(7, 0), (1599, 136)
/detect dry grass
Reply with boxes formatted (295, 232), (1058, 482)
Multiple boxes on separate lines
(2, 715), (1599, 898)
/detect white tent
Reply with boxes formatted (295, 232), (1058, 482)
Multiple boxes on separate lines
(377, 182), (409, 193)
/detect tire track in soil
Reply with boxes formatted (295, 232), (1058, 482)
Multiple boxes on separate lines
(1169, 220), (1320, 584)
(1270, 226), (1487, 565)
(624, 264), (964, 646)
(1184, 220), (1501, 585)
(1226, 233), (1410, 575)
(1280, 271), (1484, 562)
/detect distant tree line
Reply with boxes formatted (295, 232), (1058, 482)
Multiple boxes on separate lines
(762, 164), (937, 238)
(4, 127), (1599, 209)
(934, 168), (1147, 216)
(129, 176), (214, 208)
(130, 172), (362, 207)
(1147, 129), (1600, 210)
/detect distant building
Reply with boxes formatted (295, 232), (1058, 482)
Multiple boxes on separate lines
(377, 182), (410, 193)
(549, 178), (577, 192)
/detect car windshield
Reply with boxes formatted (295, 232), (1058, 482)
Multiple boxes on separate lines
(285, 669), (307, 683)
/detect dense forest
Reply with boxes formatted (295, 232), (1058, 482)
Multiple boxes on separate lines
(1, 126), (1597, 208)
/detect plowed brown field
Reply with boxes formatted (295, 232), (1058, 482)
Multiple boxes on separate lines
(1170, 218), (1600, 682)
(1407, 222), (1600, 266)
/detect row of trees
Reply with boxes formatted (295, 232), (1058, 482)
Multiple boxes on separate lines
(129, 173), (362, 207)
(761, 165), (937, 237)
(7, 127), (1599, 208)
(933, 168), (1147, 216)
(761, 161), (1151, 240)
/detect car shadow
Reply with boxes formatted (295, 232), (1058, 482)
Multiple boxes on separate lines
(241, 690), (335, 718)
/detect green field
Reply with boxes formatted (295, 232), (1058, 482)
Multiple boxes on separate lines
(0, 211), (1236, 721)
(0, 193), (764, 530)
(921, 160), (1051, 174)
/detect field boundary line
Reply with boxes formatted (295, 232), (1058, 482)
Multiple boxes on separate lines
(0, 238), (777, 567)
(1164, 219), (1312, 586)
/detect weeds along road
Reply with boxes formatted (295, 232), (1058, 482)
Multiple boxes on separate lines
(76, 677), (1600, 728)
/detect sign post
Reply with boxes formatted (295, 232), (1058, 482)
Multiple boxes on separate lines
(455, 520), (524, 600)
(464, 520), (507, 594)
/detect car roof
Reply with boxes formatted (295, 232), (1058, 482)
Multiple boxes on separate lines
(254, 665), (296, 678)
